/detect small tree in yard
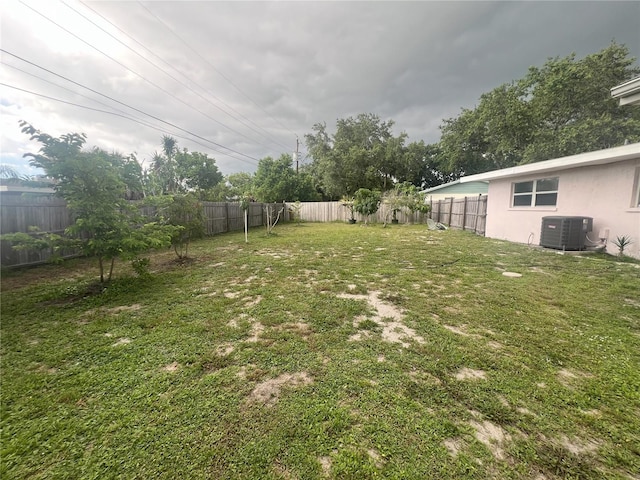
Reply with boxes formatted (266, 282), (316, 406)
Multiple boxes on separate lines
(340, 195), (357, 223)
(381, 188), (405, 226)
(353, 188), (382, 225)
(5, 122), (179, 283)
(401, 183), (430, 222)
(264, 203), (285, 235)
(166, 194), (206, 259)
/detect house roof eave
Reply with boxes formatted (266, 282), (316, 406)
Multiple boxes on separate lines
(459, 143), (640, 183)
(611, 76), (640, 105)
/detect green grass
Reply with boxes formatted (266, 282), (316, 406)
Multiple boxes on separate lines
(2, 223), (639, 479)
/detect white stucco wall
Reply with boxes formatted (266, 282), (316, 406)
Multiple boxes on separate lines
(485, 158), (640, 258)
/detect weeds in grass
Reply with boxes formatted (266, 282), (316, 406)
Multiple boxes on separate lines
(2, 224), (639, 479)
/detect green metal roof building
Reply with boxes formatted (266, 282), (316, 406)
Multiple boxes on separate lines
(422, 179), (488, 200)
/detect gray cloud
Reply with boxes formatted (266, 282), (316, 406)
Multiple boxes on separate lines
(1, 1), (638, 175)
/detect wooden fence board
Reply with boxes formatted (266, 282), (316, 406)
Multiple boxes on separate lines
(1, 197), (287, 268)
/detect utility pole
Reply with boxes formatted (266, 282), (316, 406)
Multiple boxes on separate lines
(295, 136), (299, 174)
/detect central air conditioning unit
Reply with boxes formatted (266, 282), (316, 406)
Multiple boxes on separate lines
(540, 216), (593, 251)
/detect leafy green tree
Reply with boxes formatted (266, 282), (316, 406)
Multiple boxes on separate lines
(353, 188), (382, 225)
(400, 141), (457, 189)
(438, 43), (640, 175)
(175, 150), (223, 193)
(166, 194), (206, 259)
(13, 122), (177, 283)
(305, 114), (408, 198)
(381, 182), (430, 225)
(227, 172), (254, 199)
(146, 136), (223, 197)
(253, 154), (320, 202)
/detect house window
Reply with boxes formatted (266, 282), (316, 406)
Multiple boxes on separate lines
(512, 177), (558, 207)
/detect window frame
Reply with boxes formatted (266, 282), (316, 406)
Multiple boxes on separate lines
(632, 167), (640, 208)
(511, 177), (559, 208)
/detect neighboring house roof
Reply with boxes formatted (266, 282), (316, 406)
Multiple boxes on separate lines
(611, 76), (640, 106)
(459, 143), (640, 183)
(423, 179), (488, 195)
(0, 185), (55, 195)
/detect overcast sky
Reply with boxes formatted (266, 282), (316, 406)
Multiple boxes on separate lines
(1, 1), (639, 177)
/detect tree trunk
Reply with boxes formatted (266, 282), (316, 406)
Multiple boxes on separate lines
(98, 257), (104, 283)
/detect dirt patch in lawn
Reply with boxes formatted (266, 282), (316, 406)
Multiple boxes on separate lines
(244, 295), (263, 308)
(454, 368), (486, 380)
(469, 419), (511, 460)
(444, 438), (464, 457)
(105, 304), (142, 314)
(560, 435), (601, 455)
(338, 291), (424, 348)
(318, 456), (332, 477)
(367, 448), (385, 468)
(443, 324), (481, 338)
(247, 372), (313, 406)
(162, 362), (179, 372)
(273, 322), (312, 337)
(112, 337), (131, 346)
(216, 343), (235, 356)
(557, 368), (592, 387)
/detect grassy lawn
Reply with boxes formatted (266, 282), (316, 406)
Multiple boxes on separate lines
(1, 223), (639, 479)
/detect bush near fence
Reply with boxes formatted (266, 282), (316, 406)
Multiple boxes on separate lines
(0, 196), (287, 268)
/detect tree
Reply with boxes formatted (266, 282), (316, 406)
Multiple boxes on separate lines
(146, 137), (223, 197)
(437, 43), (640, 175)
(381, 182), (430, 226)
(175, 150), (223, 193)
(252, 154), (320, 202)
(304, 114), (409, 199)
(353, 188), (382, 225)
(12, 122), (177, 283)
(165, 194), (206, 259)
(227, 172), (254, 199)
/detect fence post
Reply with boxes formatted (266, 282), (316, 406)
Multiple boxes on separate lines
(448, 197), (454, 226)
(473, 195), (481, 234)
(462, 196), (467, 230)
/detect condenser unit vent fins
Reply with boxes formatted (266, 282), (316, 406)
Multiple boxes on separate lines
(540, 216), (593, 251)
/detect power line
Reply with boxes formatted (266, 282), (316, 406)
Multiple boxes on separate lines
(17, 0), (268, 160)
(138, 1), (300, 139)
(0, 82), (259, 166)
(1, 49), (259, 163)
(3, 62), (164, 129)
(0, 63), (231, 158)
(64, 0), (291, 153)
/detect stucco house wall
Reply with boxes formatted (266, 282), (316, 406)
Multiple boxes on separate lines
(460, 144), (640, 258)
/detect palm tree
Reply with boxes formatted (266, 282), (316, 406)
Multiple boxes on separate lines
(161, 135), (178, 193)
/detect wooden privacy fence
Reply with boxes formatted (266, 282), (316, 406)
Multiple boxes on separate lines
(0, 196), (287, 268)
(289, 201), (430, 225)
(288, 195), (487, 235)
(429, 195), (487, 235)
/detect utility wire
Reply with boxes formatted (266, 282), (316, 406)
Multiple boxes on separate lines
(3, 62), (167, 130)
(0, 63), (230, 158)
(64, 0), (290, 154)
(0, 82), (259, 166)
(138, 1), (299, 139)
(17, 0), (264, 162)
(1, 49), (259, 163)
